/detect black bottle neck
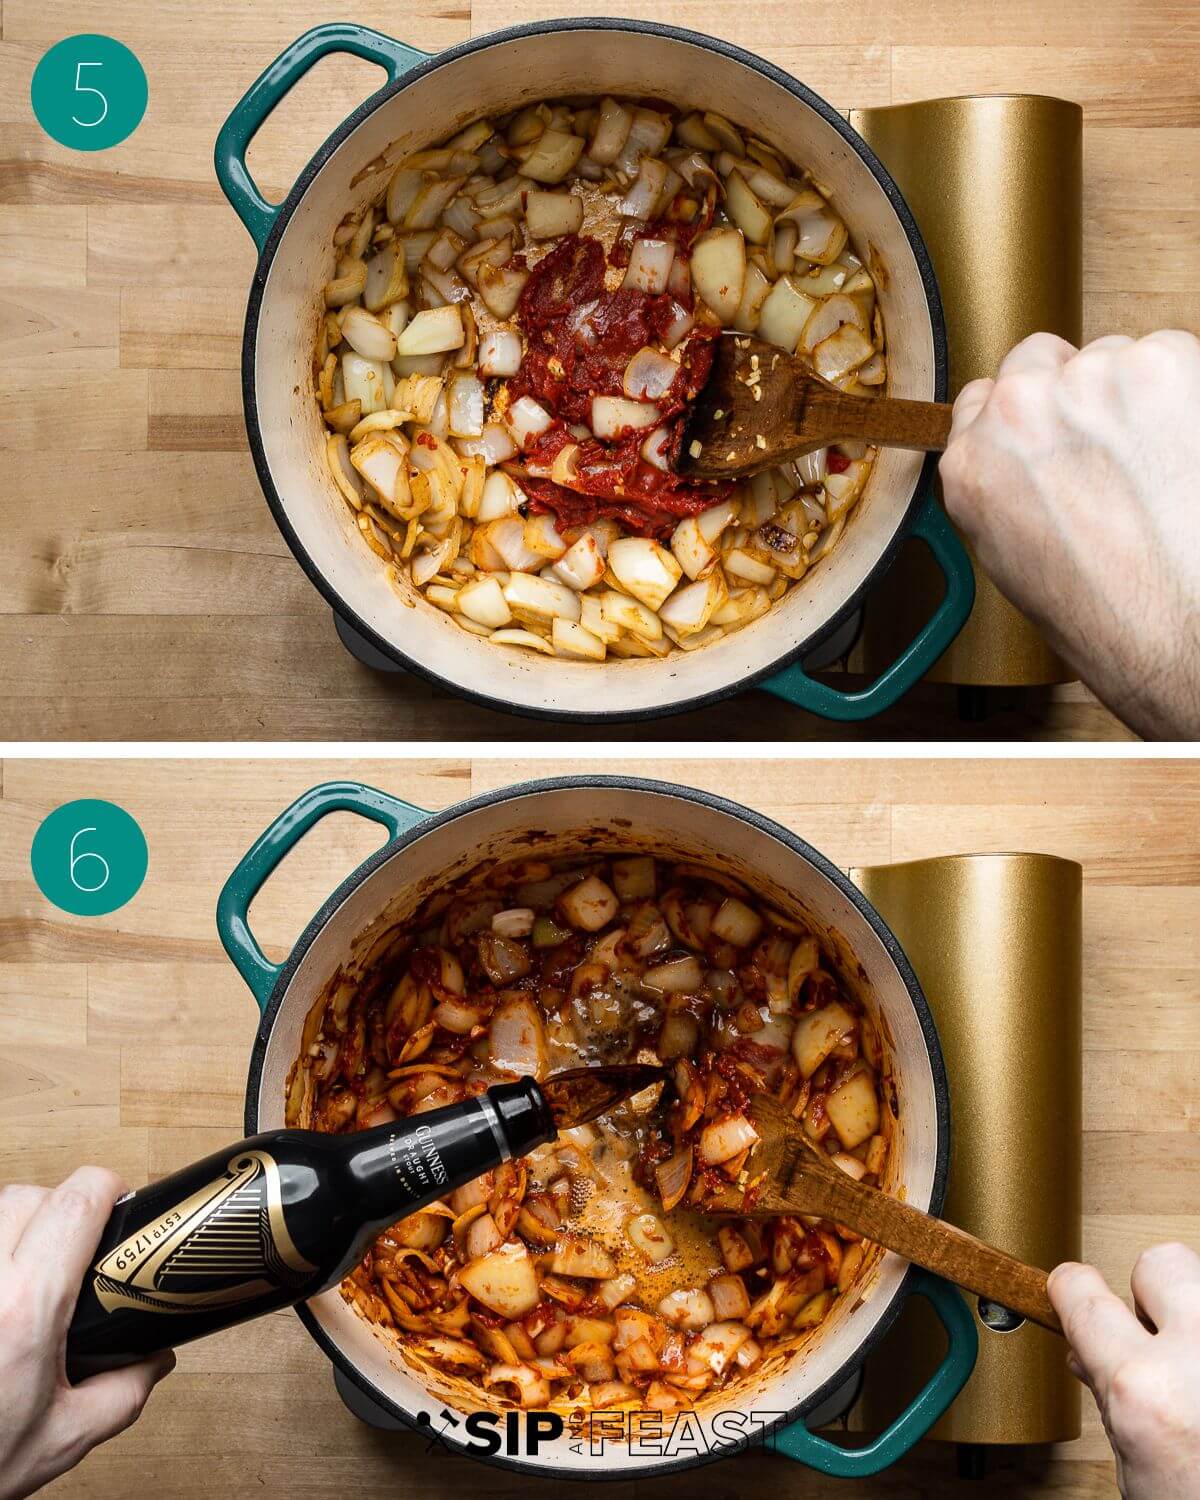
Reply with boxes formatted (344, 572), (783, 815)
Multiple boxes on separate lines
(339, 1077), (556, 1239)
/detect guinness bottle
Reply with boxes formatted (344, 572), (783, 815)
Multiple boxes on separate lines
(65, 1064), (661, 1381)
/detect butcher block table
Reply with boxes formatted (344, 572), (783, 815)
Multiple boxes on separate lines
(3, 754), (1199, 1497)
(4, 0), (1199, 740)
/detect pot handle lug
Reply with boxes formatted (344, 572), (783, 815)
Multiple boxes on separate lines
(216, 781), (430, 1012)
(762, 494), (974, 721)
(768, 1270), (979, 1477)
(215, 24), (430, 250)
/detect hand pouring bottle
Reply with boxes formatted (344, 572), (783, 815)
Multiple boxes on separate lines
(65, 1064), (660, 1380)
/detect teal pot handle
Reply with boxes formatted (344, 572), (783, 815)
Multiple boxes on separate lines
(764, 495), (974, 721)
(215, 24), (430, 250)
(769, 1271), (978, 1477)
(216, 781), (430, 1012)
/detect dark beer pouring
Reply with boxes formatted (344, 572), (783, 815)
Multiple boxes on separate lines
(66, 1064), (663, 1380)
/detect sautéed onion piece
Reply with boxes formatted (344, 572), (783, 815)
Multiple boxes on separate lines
(316, 97), (886, 661)
(288, 850), (891, 1413)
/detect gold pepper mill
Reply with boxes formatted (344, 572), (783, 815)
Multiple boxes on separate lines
(851, 853), (1082, 1461)
(850, 94), (1084, 689)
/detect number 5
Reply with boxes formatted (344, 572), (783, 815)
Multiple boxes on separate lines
(70, 827), (110, 893)
(72, 62), (108, 128)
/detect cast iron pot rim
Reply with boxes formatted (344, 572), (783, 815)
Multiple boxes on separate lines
(241, 773), (951, 1480)
(240, 16), (949, 726)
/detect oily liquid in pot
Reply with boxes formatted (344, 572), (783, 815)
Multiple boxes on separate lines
(536, 1057), (725, 1305)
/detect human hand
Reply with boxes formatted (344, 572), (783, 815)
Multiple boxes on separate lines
(0, 1169), (175, 1500)
(1048, 1246), (1200, 1499)
(938, 330), (1200, 739)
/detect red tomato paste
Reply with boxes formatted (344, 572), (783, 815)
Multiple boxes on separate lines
(507, 233), (731, 538)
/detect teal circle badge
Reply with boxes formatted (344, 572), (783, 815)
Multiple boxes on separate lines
(30, 35), (147, 152)
(31, 799), (148, 917)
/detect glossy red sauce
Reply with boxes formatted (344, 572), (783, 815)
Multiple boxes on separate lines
(507, 233), (731, 538)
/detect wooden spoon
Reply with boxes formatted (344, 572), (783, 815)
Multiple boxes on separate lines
(677, 333), (953, 481)
(708, 1092), (1061, 1334)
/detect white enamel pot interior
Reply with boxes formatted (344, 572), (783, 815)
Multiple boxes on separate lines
(243, 777), (949, 1479)
(244, 20), (946, 722)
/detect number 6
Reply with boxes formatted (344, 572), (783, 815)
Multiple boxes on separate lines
(72, 62), (108, 129)
(70, 827), (110, 893)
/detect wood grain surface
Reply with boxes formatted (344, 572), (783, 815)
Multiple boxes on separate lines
(5, 0), (1196, 740)
(3, 753), (1198, 1497)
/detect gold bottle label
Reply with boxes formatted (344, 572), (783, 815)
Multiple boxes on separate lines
(93, 1150), (317, 1315)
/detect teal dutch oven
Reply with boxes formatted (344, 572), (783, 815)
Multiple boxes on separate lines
(214, 19), (973, 725)
(218, 775), (977, 1477)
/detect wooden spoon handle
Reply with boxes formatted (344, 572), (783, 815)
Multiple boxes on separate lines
(804, 387), (954, 452)
(783, 1165), (1060, 1334)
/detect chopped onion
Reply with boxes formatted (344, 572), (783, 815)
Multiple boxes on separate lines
(506, 395), (554, 448)
(623, 237), (675, 294)
(601, 588), (662, 640)
(492, 907), (535, 938)
(588, 97), (633, 164)
(490, 628), (554, 654)
(724, 170), (772, 244)
(480, 422), (518, 464)
(460, 1241), (540, 1317)
(641, 426), (674, 471)
(552, 534), (605, 591)
(525, 189), (585, 239)
(477, 470), (522, 522)
(552, 617), (606, 660)
(659, 300), (695, 351)
(733, 261), (771, 334)
(657, 1287), (713, 1330)
(671, 516), (717, 580)
(655, 1146), (694, 1212)
(619, 157), (670, 219)
(690, 226), (746, 322)
(486, 516), (543, 571)
(325, 433), (363, 509)
(350, 436), (406, 508)
(395, 305), (465, 357)
(628, 1213), (675, 1265)
(552, 1236), (617, 1278)
(559, 874), (619, 931)
(698, 1113), (760, 1166)
(687, 1321), (751, 1376)
(642, 954), (703, 994)
(363, 243), (408, 311)
(709, 1274), (752, 1321)
(324, 259), (367, 308)
(341, 353), (387, 414)
(478, 262), (530, 318)
(607, 536), (682, 610)
(813, 323), (874, 382)
(524, 512), (567, 559)
(488, 993), (548, 1078)
(623, 347), (678, 402)
(711, 897), (764, 947)
(503, 570), (581, 621)
(591, 394), (660, 438)
(447, 371), (485, 438)
(795, 447), (827, 487)
(478, 328), (522, 378)
(599, 1274), (637, 1311)
(799, 293), (867, 355)
(757, 275), (817, 352)
(457, 575), (512, 628)
(518, 129), (585, 183)
(795, 209), (849, 266)
(659, 572), (726, 638)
